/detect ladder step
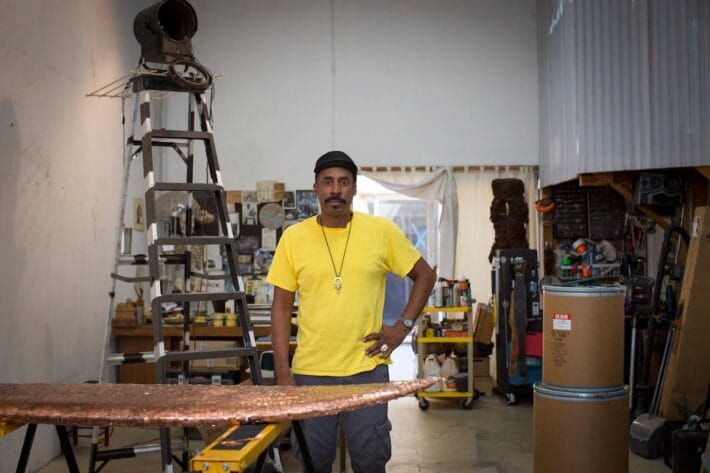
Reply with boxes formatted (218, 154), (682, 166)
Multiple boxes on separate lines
(111, 273), (152, 283)
(191, 271), (229, 280)
(130, 139), (188, 148)
(155, 236), (235, 246)
(152, 183), (222, 192)
(107, 352), (156, 365)
(106, 347), (256, 365)
(161, 253), (189, 265)
(164, 347), (256, 363)
(148, 130), (212, 140)
(156, 292), (246, 303)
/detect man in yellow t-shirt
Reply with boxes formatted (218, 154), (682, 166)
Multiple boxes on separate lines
(267, 151), (436, 473)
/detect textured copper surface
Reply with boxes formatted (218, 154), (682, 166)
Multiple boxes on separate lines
(0, 379), (439, 428)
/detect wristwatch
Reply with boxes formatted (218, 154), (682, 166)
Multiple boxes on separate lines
(398, 317), (415, 330)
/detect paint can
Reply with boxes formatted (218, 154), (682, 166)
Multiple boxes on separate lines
(533, 383), (629, 473)
(541, 285), (625, 389)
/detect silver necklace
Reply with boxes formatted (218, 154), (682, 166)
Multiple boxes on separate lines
(318, 214), (353, 294)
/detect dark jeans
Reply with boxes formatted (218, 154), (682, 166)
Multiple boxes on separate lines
(293, 364), (392, 473)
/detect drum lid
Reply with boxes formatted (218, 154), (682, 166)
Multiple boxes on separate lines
(541, 285), (626, 297)
(533, 382), (629, 401)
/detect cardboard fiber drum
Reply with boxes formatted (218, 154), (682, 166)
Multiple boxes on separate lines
(542, 285), (625, 389)
(533, 383), (629, 473)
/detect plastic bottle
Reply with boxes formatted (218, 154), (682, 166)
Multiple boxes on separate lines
(434, 279), (444, 307)
(452, 283), (461, 308)
(440, 353), (459, 391)
(423, 354), (442, 392)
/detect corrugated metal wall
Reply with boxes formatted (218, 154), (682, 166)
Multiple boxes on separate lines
(538, 0), (710, 187)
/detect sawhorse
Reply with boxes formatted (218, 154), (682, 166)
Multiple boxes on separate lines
(1, 422), (80, 473)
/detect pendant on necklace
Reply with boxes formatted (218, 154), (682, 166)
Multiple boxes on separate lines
(333, 276), (343, 294)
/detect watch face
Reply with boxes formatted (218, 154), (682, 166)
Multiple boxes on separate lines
(401, 318), (414, 328)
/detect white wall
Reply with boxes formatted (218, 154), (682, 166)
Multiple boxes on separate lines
(190, 0), (538, 189)
(0, 0), (143, 470)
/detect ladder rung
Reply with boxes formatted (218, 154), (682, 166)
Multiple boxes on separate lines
(111, 273), (152, 283)
(191, 271), (229, 280)
(107, 347), (256, 365)
(106, 352), (156, 365)
(148, 130), (212, 140)
(164, 347), (256, 363)
(155, 236), (235, 246)
(156, 292), (245, 303)
(130, 139), (189, 148)
(93, 442), (183, 461)
(152, 183), (222, 192)
(161, 254), (189, 265)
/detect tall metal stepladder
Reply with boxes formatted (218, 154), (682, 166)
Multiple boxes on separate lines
(89, 72), (271, 473)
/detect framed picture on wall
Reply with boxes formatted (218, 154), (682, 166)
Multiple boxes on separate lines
(296, 190), (319, 220)
(133, 197), (145, 231)
(282, 191), (296, 209)
(229, 212), (240, 237)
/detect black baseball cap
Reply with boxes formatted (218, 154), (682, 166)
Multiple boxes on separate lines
(314, 150), (358, 178)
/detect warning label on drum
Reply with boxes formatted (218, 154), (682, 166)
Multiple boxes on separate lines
(553, 312), (572, 331)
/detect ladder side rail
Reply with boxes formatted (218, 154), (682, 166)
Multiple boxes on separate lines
(180, 92), (198, 378)
(159, 427), (174, 473)
(140, 88), (176, 473)
(91, 89), (146, 471)
(99, 95), (141, 385)
(90, 96), (142, 466)
(135, 90), (168, 383)
(193, 92), (264, 385)
(178, 90), (199, 471)
(194, 91), (228, 323)
(235, 293), (263, 385)
(194, 91), (214, 134)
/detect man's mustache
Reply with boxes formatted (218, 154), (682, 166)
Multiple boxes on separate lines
(326, 197), (346, 204)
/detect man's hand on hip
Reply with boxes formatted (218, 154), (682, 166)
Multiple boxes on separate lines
(363, 323), (410, 358)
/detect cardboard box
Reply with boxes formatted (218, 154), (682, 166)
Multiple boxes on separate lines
(191, 341), (240, 370)
(473, 303), (495, 343)
(658, 207), (710, 420)
(472, 357), (490, 377)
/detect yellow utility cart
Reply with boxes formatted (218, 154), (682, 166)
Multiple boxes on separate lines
(416, 306), (478, 410)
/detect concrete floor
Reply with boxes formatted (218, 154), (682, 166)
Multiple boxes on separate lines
(33, 344), (669, 473)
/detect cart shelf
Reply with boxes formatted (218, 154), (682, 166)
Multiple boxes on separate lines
(418, 337), (472, 343)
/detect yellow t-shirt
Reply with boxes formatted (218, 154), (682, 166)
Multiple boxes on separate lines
(266, 211), (422, 376)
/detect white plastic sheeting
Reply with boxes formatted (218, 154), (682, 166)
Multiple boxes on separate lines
(362, 168), (458, 279)
(538, 0), (710, 187)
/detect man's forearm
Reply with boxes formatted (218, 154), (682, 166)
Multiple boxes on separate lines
(271, 311), (292, 381)
(402, 258), (437, 321)
(270, 287), (296, 384)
